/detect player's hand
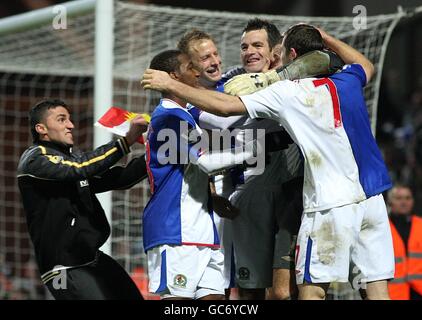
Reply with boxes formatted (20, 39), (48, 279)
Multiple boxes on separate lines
(125, 115), (149, 146)
(315, 27), (332, 45)
(141, 69), (172, 92)
(211, 194), (240, 220)
(223, 71), (279, 96)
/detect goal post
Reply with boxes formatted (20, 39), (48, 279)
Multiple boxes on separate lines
(94, 0), (113, 255)
(0, 0), (96, 36)
(0, 1), (412, 299)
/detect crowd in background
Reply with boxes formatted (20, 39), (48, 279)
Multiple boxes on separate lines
(377, 71), (422, 214)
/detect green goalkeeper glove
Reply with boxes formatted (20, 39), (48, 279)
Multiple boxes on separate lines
(224, 50), (344, 96)
(276, 49), (344, 81)
(224, 71), (279, 96)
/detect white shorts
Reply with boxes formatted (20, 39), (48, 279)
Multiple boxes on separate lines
(296, 194), (395, 285)
(147, 244), (225, 299)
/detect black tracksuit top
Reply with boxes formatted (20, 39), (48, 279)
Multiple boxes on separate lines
(17, 138), (147, 274)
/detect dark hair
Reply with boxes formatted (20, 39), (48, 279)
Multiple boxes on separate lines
(243, 18), (282, 50)
(149, 49), (182, 74)
(177, 29), (215, 55)
(29, 99), (69, 142)
(283, 24), (324, 56)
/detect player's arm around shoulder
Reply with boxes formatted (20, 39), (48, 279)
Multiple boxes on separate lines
(142, 69), (247, 117)
(318, 28), (374, 84)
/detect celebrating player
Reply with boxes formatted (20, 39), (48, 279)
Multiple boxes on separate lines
(224, 19), (304, 300)
(17, 99), (148, 299)
(141, 25), (395, 300)
(142, 49), (226, 300)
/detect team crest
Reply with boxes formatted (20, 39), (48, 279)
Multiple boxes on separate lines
(79, 180), (89, 187)
(238, 267), (250, 280)
(173, 274), (187, 288)
(251, 74), (264, 88)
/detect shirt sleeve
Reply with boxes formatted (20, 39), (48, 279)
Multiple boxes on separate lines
(240, 80), (296, 122)
(89, 155), (147, 193)
(198, 111), (246, 130)
(164, 109), (205, 162)
(340, 64), (367, 87)
(18, 138), (129, 181)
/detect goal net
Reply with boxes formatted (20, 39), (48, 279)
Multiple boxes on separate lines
(0, 0), (404, 299)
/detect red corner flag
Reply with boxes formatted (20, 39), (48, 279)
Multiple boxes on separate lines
(95, 106), (151, 144)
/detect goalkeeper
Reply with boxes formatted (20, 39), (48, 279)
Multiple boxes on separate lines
(223, 37), (343, 96)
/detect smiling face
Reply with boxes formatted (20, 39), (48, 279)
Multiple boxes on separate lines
(188, 39), (222, 88)
(240, 29), (274, 73)
(36, 106), (74, 146)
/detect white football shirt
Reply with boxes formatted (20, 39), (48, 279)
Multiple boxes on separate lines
(240, 64), (391, 213)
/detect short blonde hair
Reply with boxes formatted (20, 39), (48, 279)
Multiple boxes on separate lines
(177, 29), (215, 55)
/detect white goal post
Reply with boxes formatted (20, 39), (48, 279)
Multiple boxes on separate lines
(0, 0), (414, 299)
